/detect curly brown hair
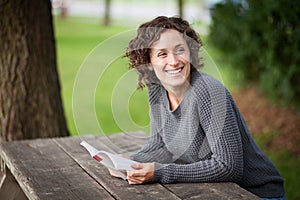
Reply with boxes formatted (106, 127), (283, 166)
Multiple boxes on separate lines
(125, 16), (203, 89)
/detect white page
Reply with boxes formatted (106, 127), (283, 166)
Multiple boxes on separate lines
(80, 140), (139, 180)
(80, 141), (100, 157)
(98, 151), (138, 170)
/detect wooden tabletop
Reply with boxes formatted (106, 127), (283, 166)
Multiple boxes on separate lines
(0, 133), (260, 200)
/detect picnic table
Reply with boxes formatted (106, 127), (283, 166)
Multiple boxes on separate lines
(0, 132), (260, 200)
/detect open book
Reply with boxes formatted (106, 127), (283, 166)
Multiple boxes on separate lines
(80, 140), (138, 180)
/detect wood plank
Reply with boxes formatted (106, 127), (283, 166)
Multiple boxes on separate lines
(0, 138), (114, 200)
(103, 132), (149, 155)
(55, 134), (181, 200)
(164, 182), (260, 200)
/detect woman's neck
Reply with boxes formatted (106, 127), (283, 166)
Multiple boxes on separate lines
(165, 80), (190, 111)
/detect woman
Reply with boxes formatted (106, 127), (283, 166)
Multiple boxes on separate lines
(113, 16), (285, 199)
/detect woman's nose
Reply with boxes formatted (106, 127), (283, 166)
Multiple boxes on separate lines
(167, 53), (179, 67)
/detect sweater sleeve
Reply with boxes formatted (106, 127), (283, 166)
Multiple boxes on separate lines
(130, 129), (173, 164)
(153, 78), (244, 183)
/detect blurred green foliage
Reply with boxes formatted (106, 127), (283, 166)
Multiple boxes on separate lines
(209, 0), (300, 110)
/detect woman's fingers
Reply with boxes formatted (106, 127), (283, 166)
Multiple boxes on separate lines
(127, 163), (154, 184)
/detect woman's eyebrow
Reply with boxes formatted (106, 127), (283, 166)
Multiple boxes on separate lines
(174, 43), (185, 48)
(151, 48), (167, 54)
(152, 44), (185, 52)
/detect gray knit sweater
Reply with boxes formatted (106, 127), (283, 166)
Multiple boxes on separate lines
(130, 70), (284, 198)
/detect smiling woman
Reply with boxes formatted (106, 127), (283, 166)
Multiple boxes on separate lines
(111, 16), (286, 200)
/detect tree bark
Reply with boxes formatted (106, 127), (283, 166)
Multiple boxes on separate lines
(0, 0), (69, 141)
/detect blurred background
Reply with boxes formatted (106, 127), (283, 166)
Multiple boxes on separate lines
(52, 0), (213, 30)
(52, 0), (299, 199)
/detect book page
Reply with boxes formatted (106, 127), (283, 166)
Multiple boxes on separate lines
(98, 151), (138, 171)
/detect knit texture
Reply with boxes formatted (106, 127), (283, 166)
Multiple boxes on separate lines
(130, 70), (284, 198)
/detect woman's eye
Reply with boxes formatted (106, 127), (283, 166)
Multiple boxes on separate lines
(158, 52), (167, 57)
(175, 48), (185, 54)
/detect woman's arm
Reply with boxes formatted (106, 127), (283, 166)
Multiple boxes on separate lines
(130, 128), (173, 164)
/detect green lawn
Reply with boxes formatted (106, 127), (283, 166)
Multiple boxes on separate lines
(54, 17), (149, 135)
(54, 17), (299, 200)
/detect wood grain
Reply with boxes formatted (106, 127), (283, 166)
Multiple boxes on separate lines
(0, 138), (113, 200)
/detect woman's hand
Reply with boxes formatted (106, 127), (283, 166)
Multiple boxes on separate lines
(127, 163), (154, 184)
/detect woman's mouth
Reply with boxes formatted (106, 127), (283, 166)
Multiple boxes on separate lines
(165, 67), (184, 75)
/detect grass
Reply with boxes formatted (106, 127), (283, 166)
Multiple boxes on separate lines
(54, 17), (299, 200)
(54, 17), (147, 135)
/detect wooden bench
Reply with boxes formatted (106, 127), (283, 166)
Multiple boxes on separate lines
(0, 132), (260, 200)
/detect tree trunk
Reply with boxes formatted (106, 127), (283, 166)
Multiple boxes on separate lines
(0, 0), (69, 141)
(178, 0), (184, 19)
(103, 0), (111, 26)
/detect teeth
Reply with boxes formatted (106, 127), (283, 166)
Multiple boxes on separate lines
(166, 68), (182, 74)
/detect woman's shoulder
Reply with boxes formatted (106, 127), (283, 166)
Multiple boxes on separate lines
(191, 70), (227, 96)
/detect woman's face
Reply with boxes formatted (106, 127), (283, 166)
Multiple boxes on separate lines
(150, 29), (191, 90)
